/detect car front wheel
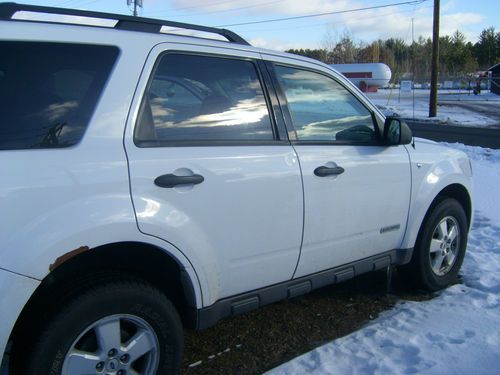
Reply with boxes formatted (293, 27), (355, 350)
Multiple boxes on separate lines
(403, 198), (468, 291)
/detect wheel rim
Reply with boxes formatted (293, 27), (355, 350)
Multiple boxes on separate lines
(429, 216), (461, 276)
(61, 314), (160, 375)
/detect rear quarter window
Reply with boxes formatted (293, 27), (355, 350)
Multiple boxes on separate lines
(0, 42), (119, 150)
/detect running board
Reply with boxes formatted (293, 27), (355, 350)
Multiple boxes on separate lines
(196, 248), (413, 330)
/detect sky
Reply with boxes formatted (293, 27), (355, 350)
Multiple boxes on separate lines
(8, 0), (500, 50)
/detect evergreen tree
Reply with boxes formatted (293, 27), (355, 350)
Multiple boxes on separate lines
(474, 27), (498, 69)
(284, 27), (497, 83)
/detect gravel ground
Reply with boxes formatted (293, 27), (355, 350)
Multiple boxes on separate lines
(182, 270), (433, 375)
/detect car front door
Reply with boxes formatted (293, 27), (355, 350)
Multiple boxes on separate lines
(124, 45), (303, 305)
(263, 56), (411, 278)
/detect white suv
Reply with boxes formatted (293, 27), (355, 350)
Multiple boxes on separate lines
(0, 3), (473, 374)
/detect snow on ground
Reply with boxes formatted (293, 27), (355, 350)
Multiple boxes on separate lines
(267, 143), (500, 375)
(448, 143), (500, 223)
(439, 91), (500, 102)
(367, 90), (499, 127)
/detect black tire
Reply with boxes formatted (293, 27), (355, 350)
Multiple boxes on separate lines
(22, 279), (183, 375)
(402, 198), (468, 291)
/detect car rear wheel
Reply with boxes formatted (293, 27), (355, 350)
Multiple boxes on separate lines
(23, 279), (183, 375)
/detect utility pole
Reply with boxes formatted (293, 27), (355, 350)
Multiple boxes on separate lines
(127, 0), (143, 17)
(429, 0), (440, 117)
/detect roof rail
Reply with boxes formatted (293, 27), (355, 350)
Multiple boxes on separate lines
(0, 2), (250, 45)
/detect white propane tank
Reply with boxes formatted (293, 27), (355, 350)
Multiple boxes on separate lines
(330, 63), (392, 92)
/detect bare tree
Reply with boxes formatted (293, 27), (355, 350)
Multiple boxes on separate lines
(322, 28), (359, 63)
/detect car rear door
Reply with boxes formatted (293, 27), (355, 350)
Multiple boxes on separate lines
(262, 54), (412, 278)
(124, 44), (303, 305)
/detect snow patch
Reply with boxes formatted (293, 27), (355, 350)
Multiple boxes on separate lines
(366, 90), (499, 127)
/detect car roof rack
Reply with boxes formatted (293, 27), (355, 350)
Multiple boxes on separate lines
(0, 2), (250, 45)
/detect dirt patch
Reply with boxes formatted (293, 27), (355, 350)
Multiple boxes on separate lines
(182, 270), (433, 374)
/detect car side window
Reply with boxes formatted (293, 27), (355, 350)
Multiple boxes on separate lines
(135, 54), (274, 144)
(0, 42), (119, 150)
(275, 65), (377, 142)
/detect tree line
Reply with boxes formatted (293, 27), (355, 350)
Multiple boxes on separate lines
(286, 27), (500, 83)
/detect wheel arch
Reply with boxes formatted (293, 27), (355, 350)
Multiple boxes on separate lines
(8, 241), (200, 372)
(402, 182), (472, 251)
(425, 184), (472, 230)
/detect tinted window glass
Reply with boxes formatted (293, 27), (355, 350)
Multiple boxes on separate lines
(275, 66), (376, 142)
(135, 54), (273, 143)
(0, 42), (119, 150)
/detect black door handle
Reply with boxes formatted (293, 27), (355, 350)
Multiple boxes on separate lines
(314, 165), (345, 177)
(154, 173), (204, 188)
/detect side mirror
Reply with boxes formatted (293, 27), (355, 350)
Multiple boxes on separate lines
(383, 117), (413, 145)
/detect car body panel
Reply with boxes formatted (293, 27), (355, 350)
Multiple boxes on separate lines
(124, 43), (304, 305)
(291, 144), (412, 277)
(401, 138), (473, 249)
(259, 53), (412, 276)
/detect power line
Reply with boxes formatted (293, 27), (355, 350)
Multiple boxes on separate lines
(53, 0), (100, 8)
(151, 0), (285, 19)
(235, 5), (432, 34)
(53, 0), (90, 7)
(217, 0), (429, 27)
(74, 0), (100, 8)
(143, 0), (249, 15)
